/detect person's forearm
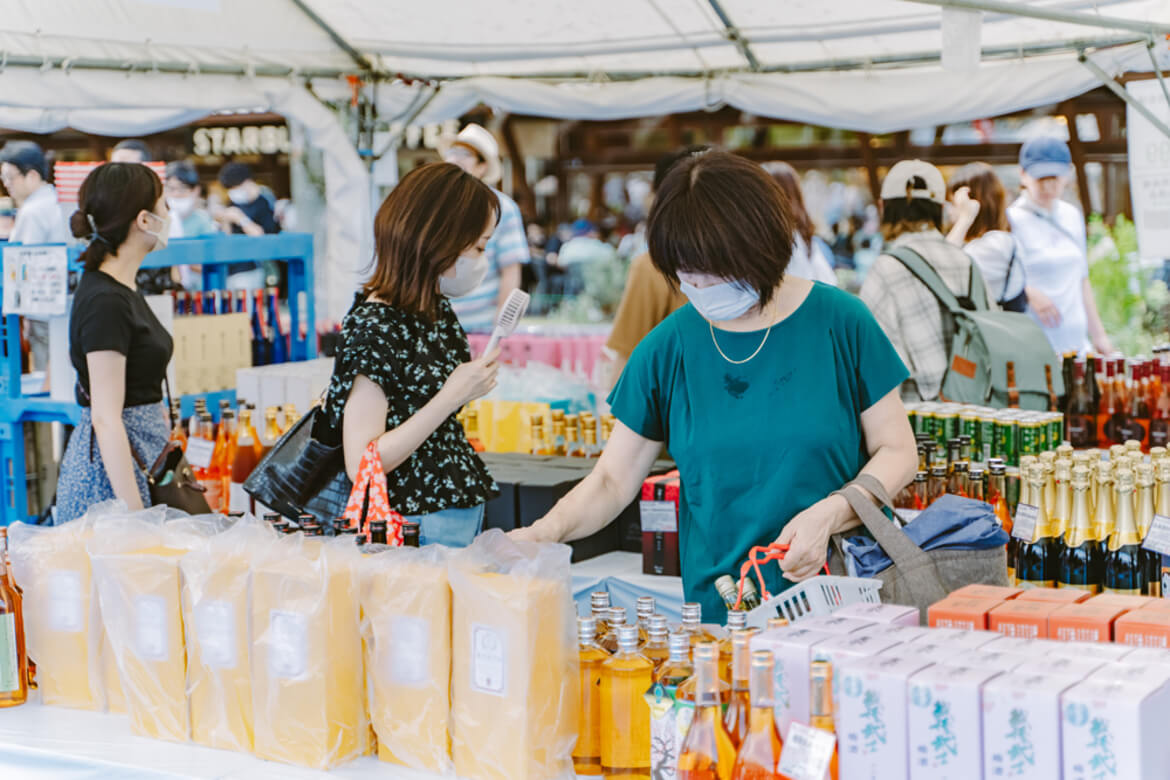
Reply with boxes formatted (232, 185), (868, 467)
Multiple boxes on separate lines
(827, 441), (918, 532)
(945, 217), (974, 246)
(240, 219), (266, 238)
(93, 419), (145, 511)
(372, 390), (460, 474)
(496, 264), (522, 306)
(531, 466), (631, 542)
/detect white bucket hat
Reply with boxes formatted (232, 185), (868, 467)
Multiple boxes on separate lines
(439, 123), (502, 186)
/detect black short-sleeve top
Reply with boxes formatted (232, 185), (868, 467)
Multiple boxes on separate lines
(70, 270), (173, 408)
(322, 295), (497, 515)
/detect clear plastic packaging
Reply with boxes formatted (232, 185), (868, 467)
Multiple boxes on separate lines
(179, 515), (276, 752)
(250, 533), (366, 769)
(7, 501), (125, 710)
(449, 529), (579, 780)
(88, 505), (194, 742)
(359, 545), (452, 774)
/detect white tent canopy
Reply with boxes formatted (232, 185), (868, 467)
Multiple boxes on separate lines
(0, 0), (1168, 320)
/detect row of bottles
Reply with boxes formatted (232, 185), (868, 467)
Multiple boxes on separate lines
(577, 595), (835, 779)
(531, 410), (614, 457)
(906, 401), (1065, 468)
(1063, 352), (1170, 451)
(258, 511), (420, 548)
(1013, 443), (1169, 595)
(173, 287), (293, 367)
(180, 399), (299, 513)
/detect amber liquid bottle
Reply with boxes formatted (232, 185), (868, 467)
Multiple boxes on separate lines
(927, 465), (947, 505)
(0, 529), (28, 708)
(1066, 360), (1098, 447)
(229, 408), (262, 514)
(642, 616), (671, 674)
(680, 602), (720, 659)
(531, 419), (552, 456)
(719, 610), (748, 684)
(553, 419), (568, 456)
(600, 607), (629, 655)
(1104, 470), (1146, 595)
(575, 617), (608, 776)
(678, 642), (736, 780)
(779, 661), (838, 780)
(723, 631), (754, 750)
(731, 650), (783, 780)
(565, 414), (584, 457)
(635, 596), (655, 645)
(196, 412), (223, 511)
(584, 423), (601, 459)
(1058, 466), (1103, 592)
(591, 591), (612, 643)
(600, 626), (653, 779)
(989, 461), (1015, 582)
(656, 632), (694, 687)
(1136, 463), (1160, 597)
(168, 401), (187, 450)
(1006, 361), (1020, 408)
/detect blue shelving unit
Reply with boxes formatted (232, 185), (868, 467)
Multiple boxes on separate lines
(0, 233), (316, 526)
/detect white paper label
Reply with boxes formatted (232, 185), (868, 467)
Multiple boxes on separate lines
(228, 481), (251, 514)
(777, 722), (837, 780)
(470, 623), (506, 696)
(268, 610), (309, 679)
(1143, 514), (1170, 555)
(195, 600), (237, 669)
(640, 500), (678, 533)
(186, 437), (215, 470)
(0, 614), (18, 694)
(1012, 504), (1039, 541)
(2, 245), (68, 317)
(134, 595), (169, 661)
(387, 615), (430, 687)
(47, 570), (83, 632)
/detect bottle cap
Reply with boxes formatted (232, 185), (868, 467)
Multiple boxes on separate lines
(648, 615), (669, 633)
(617, 625), (640, 651)
(681, 603), (702, 623)
(578, 616), (597, 642)
(727, 610), (748, 631)
(668, 632), (690, 658)
(608, 607), (627, 626)
(591, 591), (610, 609)
(637, 596), (656, 617)
(693, 642), (718, 663)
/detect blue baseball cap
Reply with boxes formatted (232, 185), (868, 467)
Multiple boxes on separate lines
(1019, 136), (1071, 179)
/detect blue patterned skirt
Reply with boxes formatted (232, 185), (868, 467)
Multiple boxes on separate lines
(55, 403), (169, 525)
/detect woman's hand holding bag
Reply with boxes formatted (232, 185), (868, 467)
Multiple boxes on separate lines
(343, 441), (405, 544)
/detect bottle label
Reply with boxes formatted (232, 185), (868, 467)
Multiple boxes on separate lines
(134, 595), (169, 661)
(1143, 515), (1170, 556)
(186, 437), (215, 469)
(268, 610), (309, 679)
(194, 600), (237, 670)
(387, 615), (430, 687)
(1067, 415), (1095, 447)
(228, 481), (251, 514)
(1012, 504), (1039, 541)
(640, 501), (678, 533)
(646, 684), (680, 780)
(778, 722), (836, 780)
(470, 623), (506, 696)
(0, 614), (18, 694)
(47, 569), (83, 633)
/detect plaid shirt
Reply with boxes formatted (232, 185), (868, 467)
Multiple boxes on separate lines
(859, 230), (995, 402)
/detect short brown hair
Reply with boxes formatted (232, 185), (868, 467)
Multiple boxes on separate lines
(762, 161), (814, 247)
(948, 162), (1010, 240)
(364, 162), (498, 317)
(647, 151), (793, 308)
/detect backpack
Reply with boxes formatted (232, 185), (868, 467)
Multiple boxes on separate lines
(885, 246), (1062, 410)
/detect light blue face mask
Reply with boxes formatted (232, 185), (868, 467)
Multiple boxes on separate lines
(678, 279), (759, 321)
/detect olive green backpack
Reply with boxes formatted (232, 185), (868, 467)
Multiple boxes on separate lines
(885, 246), (1062, 410)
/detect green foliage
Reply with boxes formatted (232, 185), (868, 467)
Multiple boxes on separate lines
(1087, 214), (1169, 354)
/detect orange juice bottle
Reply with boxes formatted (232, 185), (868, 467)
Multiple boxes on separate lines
(730, 650), (783, 779)
(600, 625), (652, 779)
(722, 631), (754, 750)
(574, 617), (607, 776)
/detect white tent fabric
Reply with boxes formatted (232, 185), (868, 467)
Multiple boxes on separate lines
(0, 0), (1168, 320)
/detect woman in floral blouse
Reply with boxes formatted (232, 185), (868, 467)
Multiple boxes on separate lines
(322, 162), (500, 546)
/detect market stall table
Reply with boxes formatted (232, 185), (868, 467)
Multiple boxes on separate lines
(570, 550), (685, 622)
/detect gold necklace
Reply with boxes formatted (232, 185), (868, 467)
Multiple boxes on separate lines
(709, 321), (772, 365)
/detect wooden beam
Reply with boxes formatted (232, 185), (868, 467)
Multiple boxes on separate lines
(858, 133), (881, 202)
(500, 115), (537, 223)
(1061, 100), (1093, 217)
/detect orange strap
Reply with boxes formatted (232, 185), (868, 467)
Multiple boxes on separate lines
(342, 441), (405, 545)
(734, 543), (831, 610)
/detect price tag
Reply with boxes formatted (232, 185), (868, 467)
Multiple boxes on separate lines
(640, 500), (678, 533)
(777, 722), (836, 780)
(186, 437), (215, 470)
(2, 245), (68, 317)
(1012, 504), (1038, 541)
(1143, 514), (1170, 556)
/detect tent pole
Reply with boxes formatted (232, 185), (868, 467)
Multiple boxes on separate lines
(1060, 99), (1093, 219)
(902, 0), (1170, 37)
(286, 0), (375, 74)
(1079, 53), (1170, 141)
(704, 0), (760, 71)
(1146, 40), (1170, 112)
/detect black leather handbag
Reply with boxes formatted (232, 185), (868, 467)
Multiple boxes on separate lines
(243, 405), (353, 523)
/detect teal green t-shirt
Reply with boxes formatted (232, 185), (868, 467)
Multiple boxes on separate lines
(607, 283), (909, 622)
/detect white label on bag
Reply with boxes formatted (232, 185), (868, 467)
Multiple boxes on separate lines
(640, 500), (678, 533)
(1012, 504), (1039, 541)
(195, 600), (237, 669)
(470, 623), (506, 696)
(387, 615), (430, 687)
(47, 569), (83, 632)
(135, 595), (169, 661)
(186, 438), (215, 470)
(269, 610), (309, 679)
(1143, 514), (1170, 555)
(228, 482), (251, 514)
(777, 722), (837, 780)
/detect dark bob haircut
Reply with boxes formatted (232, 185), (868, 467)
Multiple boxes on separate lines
(69, 162), (163, 272)
(647, 150), (794, 308)
(364, 162), (499, 318)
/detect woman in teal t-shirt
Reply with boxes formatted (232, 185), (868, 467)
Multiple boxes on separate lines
(512, 151), (918, 621)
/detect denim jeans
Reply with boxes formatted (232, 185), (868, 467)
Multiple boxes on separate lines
(403, 504), (485, 548)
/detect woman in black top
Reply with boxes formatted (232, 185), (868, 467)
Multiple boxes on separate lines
(321, 162), (500, 546)
(56, 163), (174, 524)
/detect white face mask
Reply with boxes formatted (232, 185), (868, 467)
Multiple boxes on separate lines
(228, 186), (250, 206)
(144, 211), (171, 251)
(679, 279), (759, 321)
(167, 196), (196, 218)
(439, 254), (489, 298)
